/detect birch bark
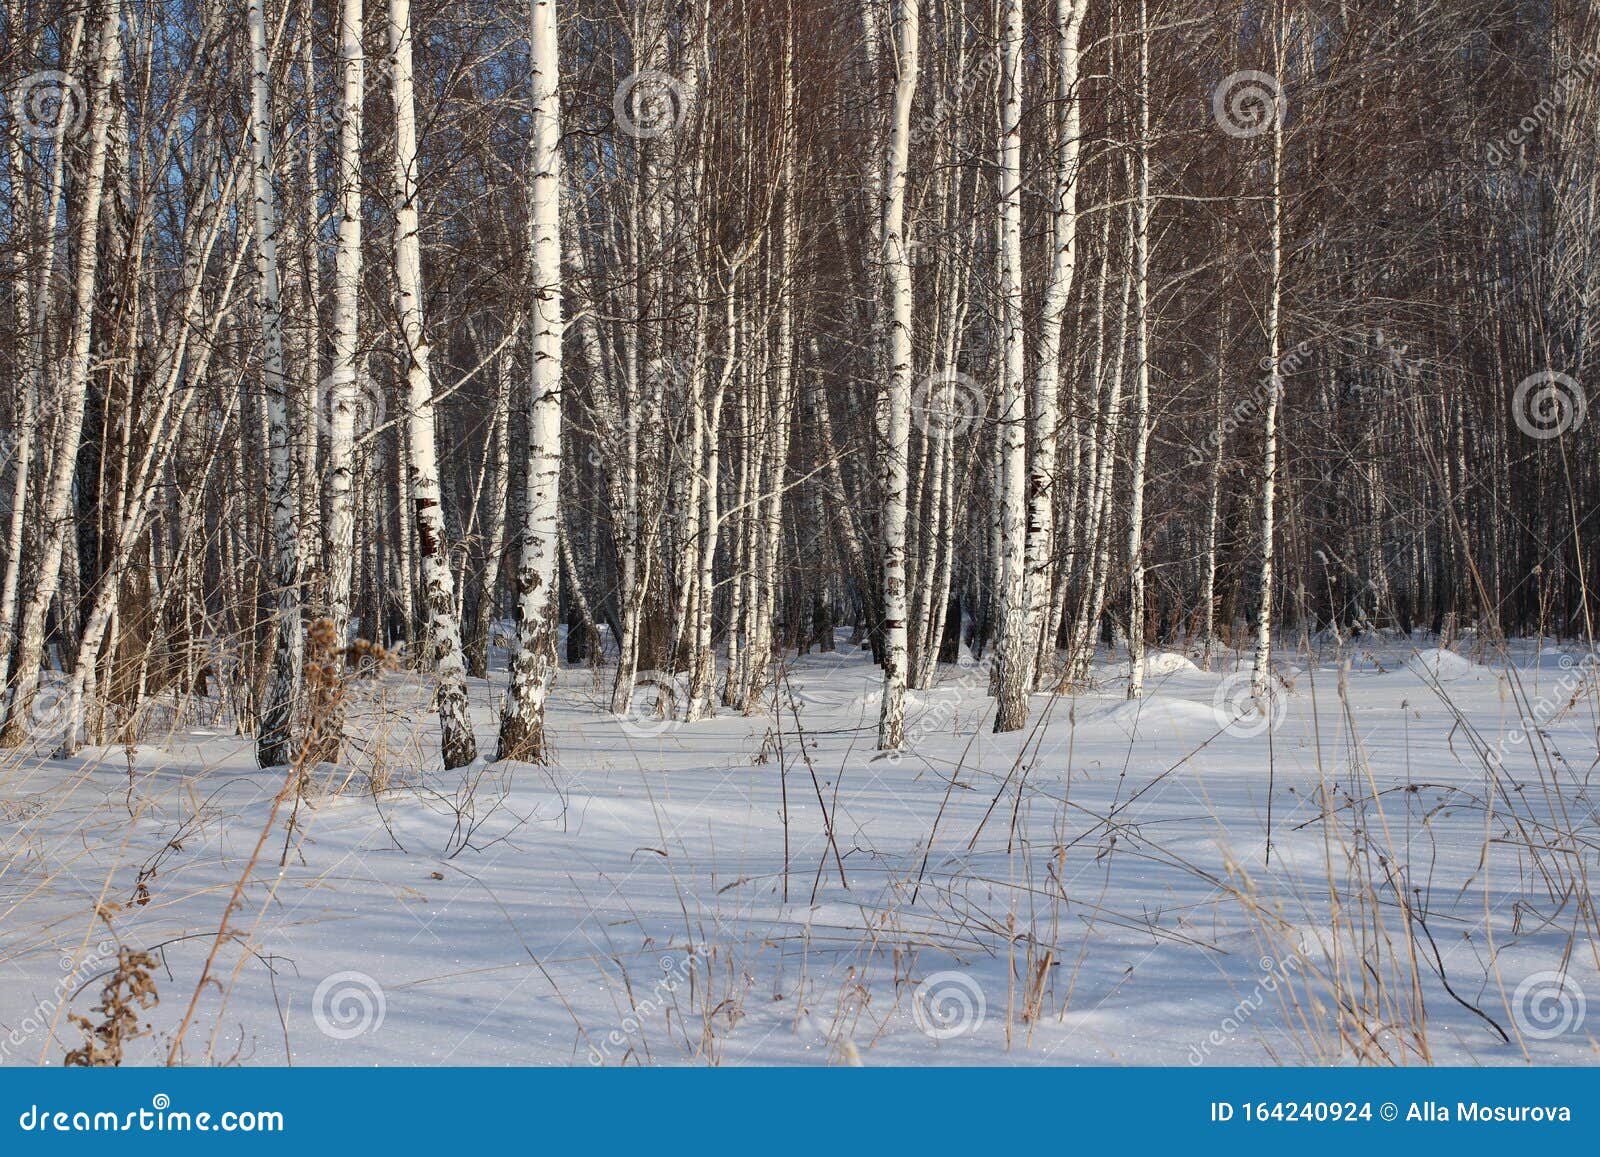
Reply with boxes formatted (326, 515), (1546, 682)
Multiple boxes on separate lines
(248, 0), (304, 766)
(0, 1), (120, 747)
(991, 0), (1029, 731)
(497, 0), (564, 763)
(389, 0), (478, 767)
(325, 0), (365, 652)
(1252, 17), (1286, 704)
(876, 0), (918, 750)
(1125, 1), (1153, 700)
(1023, 0), (1088, 688)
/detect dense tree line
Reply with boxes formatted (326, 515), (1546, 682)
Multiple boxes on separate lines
(1, 0), (1597, 765)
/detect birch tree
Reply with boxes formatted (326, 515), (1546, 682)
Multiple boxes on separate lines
(0, 0), (1590, 776)
(0, 0), (120, 747)
(1125, 0), (1153, 701)
(388, 0), (477, 768)
(1251, 5), (1286, 704)
(319, 0), (366, 761)
(876, 0), (918, 750)
(497, 0), (564, 763)
(991, 0), (1028, 731)
(1025, 0), (1089, 688)
(246, 0), (303, 767)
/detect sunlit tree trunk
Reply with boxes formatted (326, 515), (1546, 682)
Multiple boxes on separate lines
(325, 0), (364, 642)
(497, 0), (564, 763)
(1024, 0), (1088, 689)
(1125, 0), (1153, 701)
(246, 0), (303, 765)
(388, 0), (477, 767)
(992, 0), (1029, 731)
(0, 1), (120, 747)
(1252, 12), (1286, 704)
(876, 0), (918, 750)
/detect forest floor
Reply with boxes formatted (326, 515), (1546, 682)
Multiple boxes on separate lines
(2, 632), (1598, 1066)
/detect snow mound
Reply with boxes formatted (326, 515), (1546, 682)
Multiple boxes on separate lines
(1114, 650), (1200, 679)
(1404, 647), (1478, 682)
(1144, 650), (1198, 676)
(1084, 697), (1226, 732)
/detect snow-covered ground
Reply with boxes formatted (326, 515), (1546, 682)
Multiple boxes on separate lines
(2, 633), (1597, 1066)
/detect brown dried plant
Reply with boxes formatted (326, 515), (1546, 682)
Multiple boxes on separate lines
(64, 946), (160, 1066)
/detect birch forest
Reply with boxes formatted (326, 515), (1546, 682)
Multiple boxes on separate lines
(3, 0), (1600, 1067)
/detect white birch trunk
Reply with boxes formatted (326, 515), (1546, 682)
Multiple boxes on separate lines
(1252, 31), (1285, 704)
(0, 13), (85, 722)
(249, 0), (303, 766)
(876, 0), (918, 750)
(325, 0), (364, 650)
(0, 288), (34, 712)
(1024, 0), (1088, 688)
(497, 0), (564, 763)
(1125, 1), (1153, 701)
(1201, 307), (1227, 670)
(1065, 196), (1129, 684)
(688, 260), (748, 719)
(293, 0), (322, 570)
(0, 1), (120, 747)
(389, 0), (478, 767)
(468, 353), (512, 677)
(0, 0), (41, 707)
(63, 126), (243, 753)
(991, 0), (1029, 731)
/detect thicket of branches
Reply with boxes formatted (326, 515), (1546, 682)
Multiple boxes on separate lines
(2, 0), (1598, 765)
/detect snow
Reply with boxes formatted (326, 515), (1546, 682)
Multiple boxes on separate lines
(1402, 646), (1481, 682)
(2, 635), (1597, 1067)
(1111, 649), (1201, 682)
(1143, 650), (1201, 676)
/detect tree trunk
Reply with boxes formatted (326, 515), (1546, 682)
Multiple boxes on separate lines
(876, 0), (918, 751)
(497, 0), (564, 763)
(1125, 0), (1153, 701)
(992, 0), (1029, 731)
(0, 0), (121, 748)
(1252, 17), (1286, 704)
(389, 0), (478, 768)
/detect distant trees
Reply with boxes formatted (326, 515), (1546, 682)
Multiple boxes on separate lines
(0, 0), (1597, 764)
